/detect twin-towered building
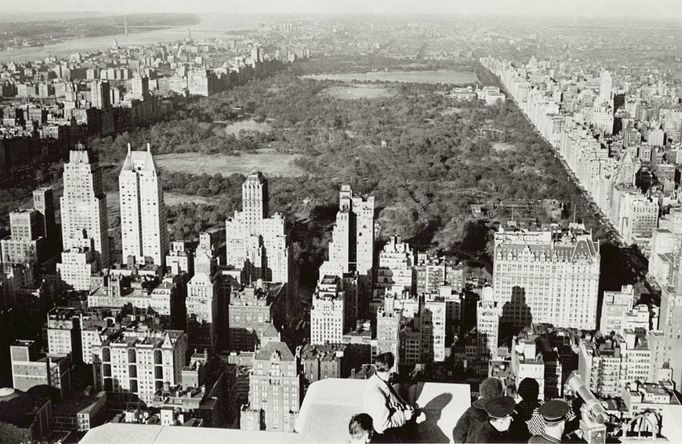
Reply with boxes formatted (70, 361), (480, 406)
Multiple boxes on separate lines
(58, 143), (168, 290)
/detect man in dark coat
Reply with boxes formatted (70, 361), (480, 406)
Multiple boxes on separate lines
(452, 377), (504, 442)
(471, 396), (516, 443)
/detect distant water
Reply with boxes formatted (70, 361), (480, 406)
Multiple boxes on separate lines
(303, 70), (478, 85)
(0, 14), (262, 62)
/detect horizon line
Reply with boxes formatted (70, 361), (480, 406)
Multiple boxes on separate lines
(3, 10), (682, 20)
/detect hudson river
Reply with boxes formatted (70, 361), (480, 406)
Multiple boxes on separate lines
(0, 14), (258, 62)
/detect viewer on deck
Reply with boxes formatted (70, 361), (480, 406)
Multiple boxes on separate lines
(452, 377), (504, 443)
(471, 396), (516, 443)
(510, 378), (541, 442)
(362, 352), (419, 442)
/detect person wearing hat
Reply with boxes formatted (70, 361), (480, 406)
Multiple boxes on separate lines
(528, 400), (571, 443)
(452, 377), (504, 443)
(510, 378), (541, 442)
(471, 396), (516, 443)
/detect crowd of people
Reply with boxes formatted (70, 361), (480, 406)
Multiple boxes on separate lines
(349, 353), (581, 443)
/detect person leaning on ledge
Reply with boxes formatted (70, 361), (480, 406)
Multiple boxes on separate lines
(362, 352), (422, 443)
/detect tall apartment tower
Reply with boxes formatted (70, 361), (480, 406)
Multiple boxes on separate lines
(186, 232), (220, 355)
(242, 172), (267, 232)
(376, 295), (402, 368)
(310, 275), (345, 345)
(32, 187), (57, 251)
(477, 287), (501, 370)
(60, 143), (110, 268)
(493, 225), (600, 331)
(225, 172), (288, 283)
(322, 185), (375, 278)
(90, 80), (111, 109)
(599, 70), (612, 102)
(119, 143), (168, 268)
(376, 236), (415, 295)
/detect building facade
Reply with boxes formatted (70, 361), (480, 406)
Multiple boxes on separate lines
(119, 144), (168, 267)
(60, 144), (110, 268)
(493, 225), (600, 330)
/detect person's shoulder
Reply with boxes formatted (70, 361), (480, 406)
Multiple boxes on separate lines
(528, 435), (550, 443)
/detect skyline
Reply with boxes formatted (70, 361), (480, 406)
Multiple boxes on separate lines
(2, 0), (682, 19)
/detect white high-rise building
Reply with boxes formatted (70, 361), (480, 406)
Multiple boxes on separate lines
(119, 144), (168, 268)
(60, 144), (110, 268)
(321, 185), (374, 278)
(310, 275), (344, 345)
(493, 225), (600, 330)
(225, 172), (288, 283)
(376, 236), (415, 295)
(599, 70), (613, 102)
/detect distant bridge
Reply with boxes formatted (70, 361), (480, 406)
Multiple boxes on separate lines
(115, 15), (192, 38)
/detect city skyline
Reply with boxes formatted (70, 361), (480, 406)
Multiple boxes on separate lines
(1, 8), (682, 444)
(2, 0), (682, 18)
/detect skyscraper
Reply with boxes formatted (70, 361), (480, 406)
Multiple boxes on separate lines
(599, 70), (612, 103)
(321, 185), (375, 278)
(376, 295), (402, 367)
(32, 187), (56, 252)
(186, 233), (221, 355)
(119, 143), (168, 268)
(376, 236), (415, 295)
(90, 80), (111, 109)
(60, 144), (110, 268)
(225, 172), (288, 283)
(477, 287), (501, 371)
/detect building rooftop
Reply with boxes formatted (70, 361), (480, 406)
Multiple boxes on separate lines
(255, 340), (295, 362)
(0, 387), (50, 429)
(54, 391), (105, 415)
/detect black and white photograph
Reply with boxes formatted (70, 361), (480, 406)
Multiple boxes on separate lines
(0, 1), (680, 443)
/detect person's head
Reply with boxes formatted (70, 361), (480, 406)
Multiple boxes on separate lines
(374, 352), (394, 378)
(538, 400), (570, 438)
(349, 413), (374, 444)
(484, 396), (515, 432)
(517, 377), (540, 402)
(479, 377), (504, 400)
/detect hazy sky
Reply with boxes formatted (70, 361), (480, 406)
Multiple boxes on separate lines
(3, 0), (682, 18)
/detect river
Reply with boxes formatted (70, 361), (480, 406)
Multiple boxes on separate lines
(0, 14), (263, 62)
